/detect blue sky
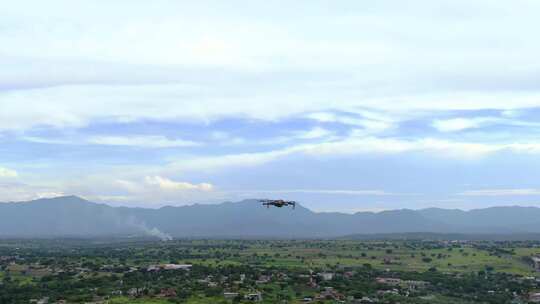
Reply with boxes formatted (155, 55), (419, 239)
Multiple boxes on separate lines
(2, 0), (540, 211)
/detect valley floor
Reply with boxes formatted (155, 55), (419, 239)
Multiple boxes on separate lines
(1, 239), (540, 303)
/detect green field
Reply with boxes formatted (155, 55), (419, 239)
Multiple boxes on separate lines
(163, 240), (539, 276)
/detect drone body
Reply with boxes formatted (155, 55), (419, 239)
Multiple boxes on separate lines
(259, 199), (296, 209)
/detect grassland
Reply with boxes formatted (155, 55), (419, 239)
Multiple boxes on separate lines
(159, 240), (539, 276)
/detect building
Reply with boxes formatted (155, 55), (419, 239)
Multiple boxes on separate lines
(377, 289), (399, 296)
(376, 277), (401, 286)
(404, 280), (429, 290)
(163, 264), (193, 270)
(356, 296), (377, 303)
(256, 275), (271, 284)
(157, 288), (177, 298)
(318, 272), (335, 281)
(316, 287), (344, 301)
(127, 287), (146, 297)
(530, 292), (540, 303)
(245, 291), (263, 302)
(224, 292), (239, 299)
(147, 265), (160, 272)
(148, 264), (193, 271)
(532, 256), (540, 271)
(344, 271), (355, 279)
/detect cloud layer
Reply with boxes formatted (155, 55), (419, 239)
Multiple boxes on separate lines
(2, 0), (540, 211)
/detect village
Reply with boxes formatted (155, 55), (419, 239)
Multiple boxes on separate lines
(2, 239), (540, 303)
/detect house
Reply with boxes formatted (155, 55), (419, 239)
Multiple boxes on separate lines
(245, 291), (263, 302)
(348, 296), (377, 303)
(163, 263), (192, 270)
(224, 292), (239, 299)
(0, 256), (14, 262)
(318, 272), (335, 281)
(356, 296), (377, 303)
(316, 287), (344, 301)
(532, 256), (540, 271)
(157, 288), (177, 298)
(256, 275), (271, 284)
(128, 266), (138, 272)
(375, 277), (401, 286)
(344, 271), (355, 279)
(127, 287), (146, 297)
(198, 275), (215, 285)
(147, 265), (160, 272)
(404, 280), (429, 290)
(530, 292), (540, 303)
(148, 264), (192, 271)
(30, 298), (49, 304)
(377, 289), (399, 296)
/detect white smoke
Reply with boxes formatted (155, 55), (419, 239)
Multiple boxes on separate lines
(141, 225), (173, 241)
(123, 215), (173, 241)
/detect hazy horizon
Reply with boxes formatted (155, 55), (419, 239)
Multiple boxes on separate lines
(2, 1), (540, 212)
(4, 195), (540, 215)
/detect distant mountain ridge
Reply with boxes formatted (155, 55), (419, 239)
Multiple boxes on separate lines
(1, 196), (540, 239)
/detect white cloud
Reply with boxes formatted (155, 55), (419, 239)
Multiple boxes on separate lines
(21, 137), (74, 145)
(255, 127), (336, 146)
(114, 176), (214, 194)
(306, 112), (394, 134)
(1, 84), (540, 135)
(307, 112), (365, 125)
(459, 189), (540, 196)
(33, 192), (67, 199)
(144, 176), (213, 192)
(167, 146), (302, 173)
(165, 135), (540, 174)
(235, 189), (392, 196)
(0, 167), (18, 178)
(2, 1), (540, 135)
(22, 135), (200, 148)
(0, 182), (64, 202)
(302, 137), (500, 159)
(505, 143), (540, 154)
(295, 127), (333, 139)
(84, 176), (217, 206)
(432, 118), (490, 132)
(88, 135), (199, 148)
(432, 117), (540, 132)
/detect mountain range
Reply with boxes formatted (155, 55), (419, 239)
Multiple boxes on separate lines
(1, 196), (540, 239)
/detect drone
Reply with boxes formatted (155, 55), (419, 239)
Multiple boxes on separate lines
(259, 199), (297, 209)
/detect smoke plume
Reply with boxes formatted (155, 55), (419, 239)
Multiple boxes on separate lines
(123, 215), (173, 241)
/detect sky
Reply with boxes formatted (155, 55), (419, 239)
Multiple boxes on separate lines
(2, 0), (540, 212)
